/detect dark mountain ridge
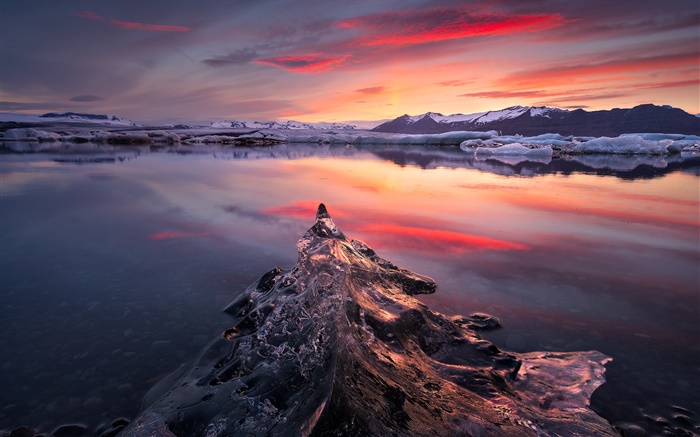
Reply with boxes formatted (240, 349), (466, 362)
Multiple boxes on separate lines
(373, 104), (700, 136)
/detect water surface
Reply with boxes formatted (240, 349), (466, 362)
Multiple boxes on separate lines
(1, 144), (698, 434)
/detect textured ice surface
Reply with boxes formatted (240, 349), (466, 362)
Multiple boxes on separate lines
(122, 205), (616, 437)
(475, 143), (554, 156)
(573, 136), (673, 154)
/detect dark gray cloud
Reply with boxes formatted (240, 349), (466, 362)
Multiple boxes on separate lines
(201, 49), (258, 67)
(2, 101), (65, 111)
(70, 95), (105, 102)
(355, 86), (385, 94)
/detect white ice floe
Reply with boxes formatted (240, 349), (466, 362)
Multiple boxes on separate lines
(234, 130), (498, 145)
(460, 133), (698, 155)
(620, 133), (689, 141)
(2, 123), (699, 158)
(460, 133), (579, 150)
(475, 143), (554, 157)
(3, 128), (61, 142)
(572, 136), (673, 154)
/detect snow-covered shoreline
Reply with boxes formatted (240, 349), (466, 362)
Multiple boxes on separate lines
(1, 126), (698, 155)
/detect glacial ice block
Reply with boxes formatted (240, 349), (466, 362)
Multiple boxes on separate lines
(122, 204), (616, 436)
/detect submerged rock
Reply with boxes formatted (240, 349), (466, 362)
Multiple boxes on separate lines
(122, 204), (616, 436)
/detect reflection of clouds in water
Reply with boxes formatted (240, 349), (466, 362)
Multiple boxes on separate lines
(258, 201), (529, 254)
(567, 154), (668, 170)
(1, 148), (698, 434)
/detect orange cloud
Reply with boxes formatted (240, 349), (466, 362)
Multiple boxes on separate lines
(339, 7), (569, 46)
(460, 90), (550, 99)
(356, 86), (385, 94)
(630, 79), (700, 89)
(460, 88), (632, 105)
(437, 80), (472, 87)
(500, 52), (699, 88)
(254, 53), (351, 74)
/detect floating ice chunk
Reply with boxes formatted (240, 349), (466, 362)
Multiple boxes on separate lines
(521, 133), (571, 141)
(476, 143), (554, 157)
(3, 128), (60, 142)
(90, 131), (153, 144)
(60, 134), (94, 143)
(459, 139), (487, 150)
(573, 136), (672, 154)
(185, 135), (239, 144)
(620, 133), (687, 141)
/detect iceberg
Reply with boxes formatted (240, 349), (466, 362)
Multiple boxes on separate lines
(122, 205), (615, 437)
(2, 128), (61, 142)
(475, 143), (554, 157)
(573, 136), (673, 154)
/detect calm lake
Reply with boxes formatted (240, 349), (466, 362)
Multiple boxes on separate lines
(1, 143), (698, 435)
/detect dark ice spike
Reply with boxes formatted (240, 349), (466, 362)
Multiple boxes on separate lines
(316, 203), (330, 219)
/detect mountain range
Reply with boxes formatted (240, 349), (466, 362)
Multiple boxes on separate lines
(372, 104), (700, 136)
(210, 120), (357, 130)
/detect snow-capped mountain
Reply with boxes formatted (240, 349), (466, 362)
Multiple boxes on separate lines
(0, 112), (138, 126)
(39, 112), (137, 126)
(373, 104), (700, 136)
(210, 119), (357, 130)
(407, 106), (568, 125)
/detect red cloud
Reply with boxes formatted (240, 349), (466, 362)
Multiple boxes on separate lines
(76, 11), (190, 32)
(356, 86), (385, 94)
(76, 11), (103, 21)
(148, 232), (208, 240)
(111, 19), (190, 32)
(339, 7), (569, 46)
(254, 53), (350, 74)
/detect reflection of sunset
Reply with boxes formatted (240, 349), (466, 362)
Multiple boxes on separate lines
(261, 198), (528, 254)
(358, 223), (528, 253)
(496, 187), (700, 228)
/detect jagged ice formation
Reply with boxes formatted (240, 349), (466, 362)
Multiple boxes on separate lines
(122, 204), (616, 436)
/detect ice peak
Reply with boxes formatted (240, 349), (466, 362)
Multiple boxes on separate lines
(305, 203), (346, 242)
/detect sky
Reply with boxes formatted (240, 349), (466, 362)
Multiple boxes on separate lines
(1, 0), (698, 124)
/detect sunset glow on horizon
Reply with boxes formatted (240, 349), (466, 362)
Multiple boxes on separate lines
(1, 0), (698, 124)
